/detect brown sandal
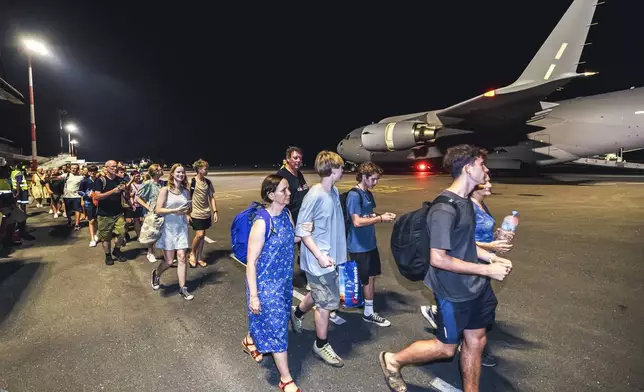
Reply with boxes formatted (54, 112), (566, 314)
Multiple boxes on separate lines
(241, 337), (263, 363)
(278, 379), (301, 392)
(188, 253), (197, 268)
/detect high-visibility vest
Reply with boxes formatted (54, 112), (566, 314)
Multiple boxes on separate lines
(0, 178), (11, 193)
(10, 170), (29, 191)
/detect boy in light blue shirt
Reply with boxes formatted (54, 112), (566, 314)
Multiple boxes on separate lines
(292, 150), (347, 368)
(346, 162), (396, 327)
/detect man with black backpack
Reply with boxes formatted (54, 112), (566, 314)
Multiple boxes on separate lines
(344, 162), (396, 327)
(379, 145), (513, 392)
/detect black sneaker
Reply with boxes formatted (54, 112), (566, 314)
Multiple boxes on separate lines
(112, 249), (127, 262)
(151, 269), (160, 290)
(482, 350), (497, 367)
(105, 254), (114, 266)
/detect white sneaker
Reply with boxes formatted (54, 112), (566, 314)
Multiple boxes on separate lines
(89, 240), (97, 247)
(62, 212), (67, 218)
(48, 209), (53, 214)
(146, 253), (157, 263)
(53, 213), (59, 218)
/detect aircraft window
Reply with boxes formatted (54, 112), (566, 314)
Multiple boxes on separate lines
(339, 141), (344, 146)
(345, 134), (351, 140)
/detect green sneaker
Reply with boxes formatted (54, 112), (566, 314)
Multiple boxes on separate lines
(312, 342), (344, 367)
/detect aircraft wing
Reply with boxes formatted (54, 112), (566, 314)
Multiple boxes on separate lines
(389, 0), (601, 131)
(0, 77), (25, 105)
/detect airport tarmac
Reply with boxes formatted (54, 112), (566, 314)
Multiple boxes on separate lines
(1, 171), (643, 392)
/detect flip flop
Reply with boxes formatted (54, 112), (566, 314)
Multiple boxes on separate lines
(188, 253), (197, 268)
(198, 260), (207, 268)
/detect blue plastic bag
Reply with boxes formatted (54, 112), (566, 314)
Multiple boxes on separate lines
(339, 261), (363, 308)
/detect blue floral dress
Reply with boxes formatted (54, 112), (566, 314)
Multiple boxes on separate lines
(474, 202), (495, 243)
(246, 209), (294, 354)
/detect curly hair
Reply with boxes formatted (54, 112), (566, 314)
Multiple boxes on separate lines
(356, 162), (383, 182)
(442, 144), (488, 178)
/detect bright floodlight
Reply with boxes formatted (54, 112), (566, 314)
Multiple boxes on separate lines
(70, 139), (78, 145)
(65, 123), (78, 132)
(23, 39), (50, 56)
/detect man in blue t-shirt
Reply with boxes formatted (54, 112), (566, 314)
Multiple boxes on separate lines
(346, 162), (396, 327)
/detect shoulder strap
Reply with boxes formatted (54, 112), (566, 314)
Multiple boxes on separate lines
(432, 194), (460, 221)
(256, 208), (272, 242)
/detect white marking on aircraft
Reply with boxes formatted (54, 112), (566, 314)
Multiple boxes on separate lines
(555, 42), (568, 59)
(544, 64), (557, 80)
(635, 110), (644, 114)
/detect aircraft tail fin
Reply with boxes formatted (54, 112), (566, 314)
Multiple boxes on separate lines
(514, 0), (600, 85)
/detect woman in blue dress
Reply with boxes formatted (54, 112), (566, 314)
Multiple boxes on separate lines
(242, 174), (304, 392)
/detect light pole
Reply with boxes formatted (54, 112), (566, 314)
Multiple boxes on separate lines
(58, 109), (67, 154)
(21, 38), (50, 170)
(70, 140), (79, 157)
(64, 123), (78, 154)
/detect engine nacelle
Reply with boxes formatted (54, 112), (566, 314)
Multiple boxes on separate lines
(361, 122), (440, 152)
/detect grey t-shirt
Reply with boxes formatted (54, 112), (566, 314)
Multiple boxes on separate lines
(423, 190), (488, 302)
(295, 183), (347, 277)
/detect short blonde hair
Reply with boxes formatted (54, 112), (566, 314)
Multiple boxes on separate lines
(314, 150), (344, 178)
(193, 159), (208, 171)
(147, 164), (160, 178)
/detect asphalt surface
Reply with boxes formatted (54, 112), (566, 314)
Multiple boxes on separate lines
(1, 172), (643, 392)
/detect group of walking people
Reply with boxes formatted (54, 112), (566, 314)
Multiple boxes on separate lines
(240, 145), (516, 392)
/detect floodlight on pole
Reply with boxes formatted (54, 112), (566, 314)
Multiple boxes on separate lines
(23, 39), (50, 57)
(65, 123), (78, 154)
(70, 140), (79, 157)
(21, 38), (51, 170)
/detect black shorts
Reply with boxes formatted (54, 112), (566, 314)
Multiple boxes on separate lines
(434, 282), (498, 344)
(85, 203), (96, 221)
(349, 248), (381, 285)
(63, 197), (82, 213)
(125, 207), (145, 219)
(190, 217), (212, 231)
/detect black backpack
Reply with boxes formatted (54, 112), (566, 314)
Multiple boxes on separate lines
(190, 177), (213, 198)
(340, 187), (364, 235)
(390, 195), (457, 281)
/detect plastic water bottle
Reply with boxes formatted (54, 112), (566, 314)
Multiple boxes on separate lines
(497, 210), (519, 242)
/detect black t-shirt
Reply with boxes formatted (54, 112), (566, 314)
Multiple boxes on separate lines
(92, 176), (125, 217)
(276, 167), (309, 222)
(49, 176), (66, 195)
(423, 190), (488, 302)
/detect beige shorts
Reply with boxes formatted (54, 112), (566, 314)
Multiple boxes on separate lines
(305, 270), (340, 311)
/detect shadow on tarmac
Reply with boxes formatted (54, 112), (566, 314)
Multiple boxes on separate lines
(0, 258), (44, 326)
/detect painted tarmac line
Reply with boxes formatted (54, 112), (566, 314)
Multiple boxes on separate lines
(430, 377), (462, 392)
(204, 236), (215, 244)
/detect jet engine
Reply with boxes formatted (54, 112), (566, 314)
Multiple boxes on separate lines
(361, 122), (440, 152)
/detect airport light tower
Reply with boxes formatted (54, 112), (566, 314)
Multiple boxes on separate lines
(21, 38), (50, 170)
(64, 123), (78, 154)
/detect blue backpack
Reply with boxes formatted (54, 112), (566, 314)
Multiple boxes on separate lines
(230, 201), (272, 265)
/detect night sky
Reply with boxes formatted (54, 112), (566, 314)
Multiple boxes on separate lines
(1, 1), (643, 166)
